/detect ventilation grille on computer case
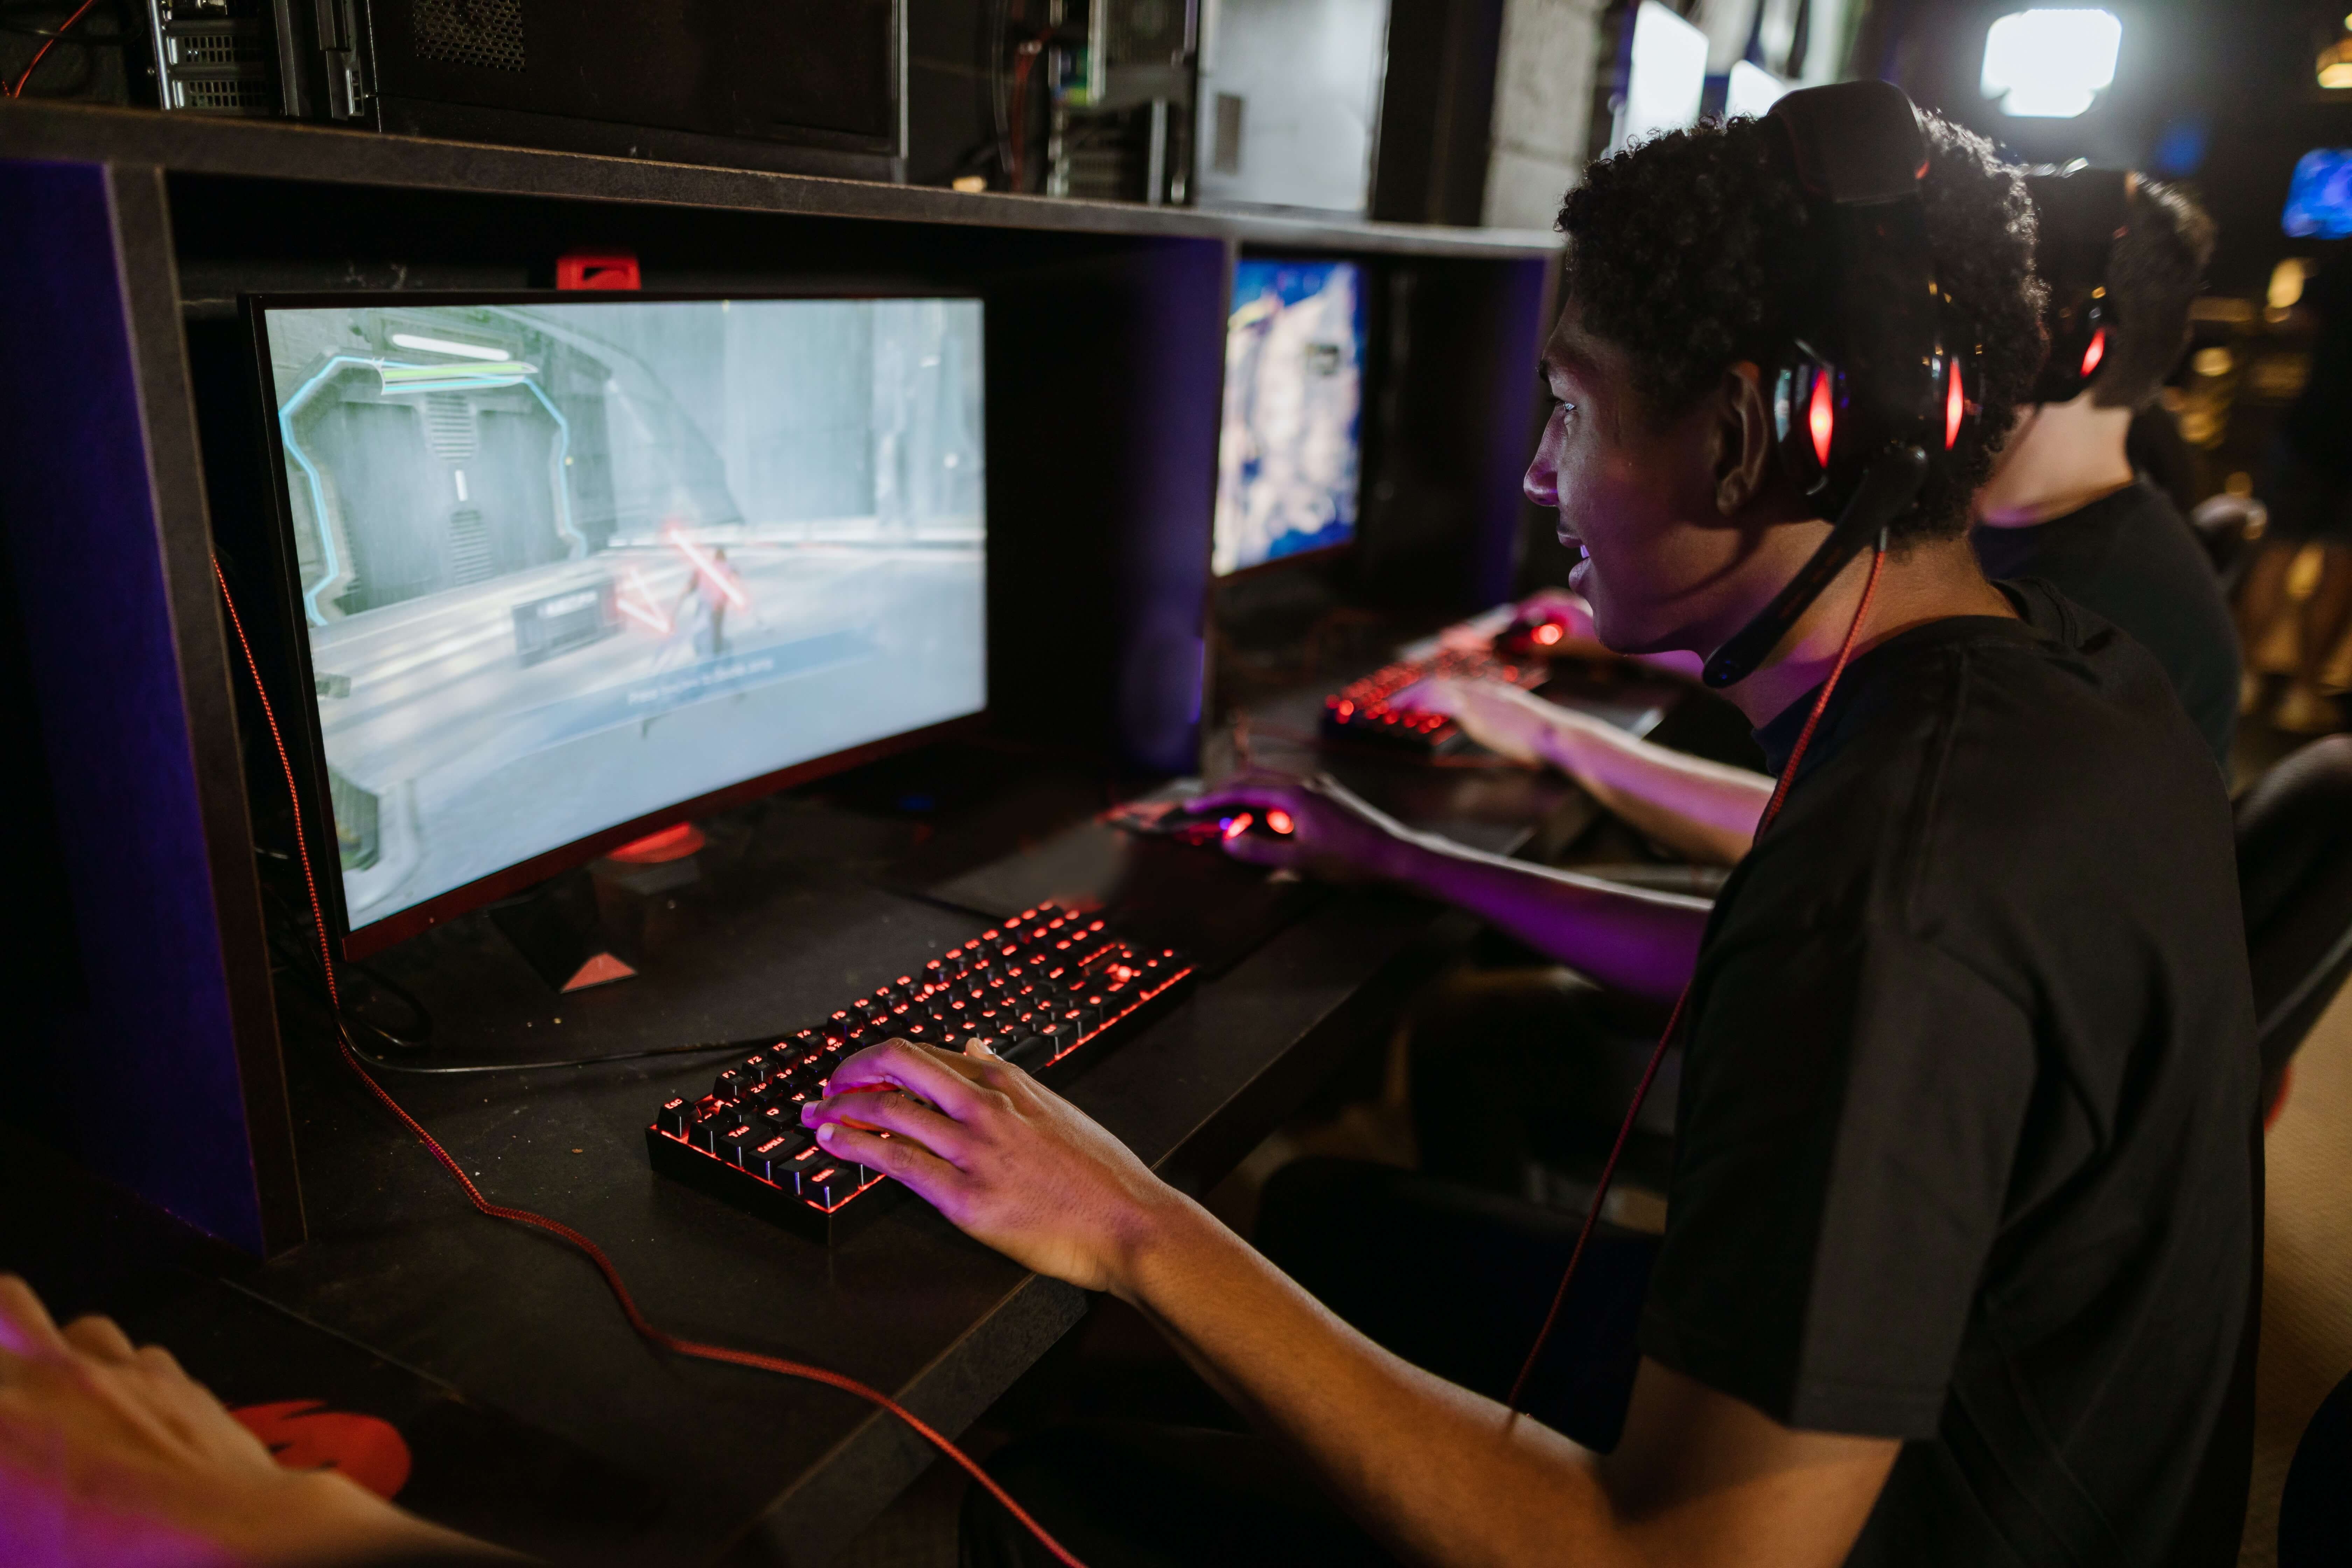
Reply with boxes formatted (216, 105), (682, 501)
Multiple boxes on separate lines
(412, 0), (525, 72)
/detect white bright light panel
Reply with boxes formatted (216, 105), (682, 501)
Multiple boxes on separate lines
(1618, 1), (1708, 150)
(1724, 60), (1788, 121)
(1981, 8), (2122, 118)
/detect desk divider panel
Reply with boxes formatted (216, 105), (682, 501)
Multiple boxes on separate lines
(0, 158), (299, 1255)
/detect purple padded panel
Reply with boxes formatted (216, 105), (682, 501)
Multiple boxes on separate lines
(1471, 254), (1552, 609)
(0, 159), (267, 1253)
(1112, 239), (1226, 777)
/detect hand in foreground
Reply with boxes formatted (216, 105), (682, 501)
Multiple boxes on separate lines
(1515, 587), (1607, 650)
(0, 1275), (497, 1567)
(1185, 771), (1417, 882)
(1514, 588), (1707, 680)
(801, 1038), (1180, 1296)
(1389, 676), (1565, 767)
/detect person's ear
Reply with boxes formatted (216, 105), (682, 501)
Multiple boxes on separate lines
(1714, 361), (1775, 516)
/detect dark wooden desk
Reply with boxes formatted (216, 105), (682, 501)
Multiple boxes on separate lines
(2, 660), (1686, 1567)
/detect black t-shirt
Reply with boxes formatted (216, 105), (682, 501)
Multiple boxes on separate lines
(1639, 583), (2259, 1568)
(1972, 479), (2240, 770)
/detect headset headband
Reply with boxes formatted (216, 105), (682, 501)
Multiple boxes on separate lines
(1703, 80), (1961, 689)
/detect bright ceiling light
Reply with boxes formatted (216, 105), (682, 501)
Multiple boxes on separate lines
(1724, 59), (1788, 120)
(388, 332), (511, 361)
(1981, 9), (2122, 118)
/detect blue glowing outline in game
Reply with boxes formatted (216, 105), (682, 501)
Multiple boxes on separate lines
(276, 354), (580, 624)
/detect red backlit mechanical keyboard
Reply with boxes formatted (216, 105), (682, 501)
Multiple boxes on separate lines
(1320, 646), (1549, 755)
(644, 902), (1194, 1236)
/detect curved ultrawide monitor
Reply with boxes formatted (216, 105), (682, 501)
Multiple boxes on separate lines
(252, 293), (988, 954)
(1212, 259), (1366, 576)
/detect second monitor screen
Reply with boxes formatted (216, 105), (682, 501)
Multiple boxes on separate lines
(259, 295), (987, 939)
(1213, 259), (1366, 576)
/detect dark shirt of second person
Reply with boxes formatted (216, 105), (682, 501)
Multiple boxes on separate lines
(1972, 475), (2242, 769)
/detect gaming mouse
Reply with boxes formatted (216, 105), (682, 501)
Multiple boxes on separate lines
(1493, 603), (1579, 657)
(1107, 799), (1298, 847)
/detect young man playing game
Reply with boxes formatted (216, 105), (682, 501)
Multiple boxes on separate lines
(800, 90), (2260, 1567)
(0, 90), (2255, 1568)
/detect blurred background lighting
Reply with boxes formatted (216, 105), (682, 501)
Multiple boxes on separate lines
(1724, 59), (1790, 120)
(1616, 1), (1709, 150)
(2320, 39), (2352, 90)
(1980, 9), (2123, 118)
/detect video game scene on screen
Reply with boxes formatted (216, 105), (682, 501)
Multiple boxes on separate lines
(1211, 259), (1365, 575)
(259, 297), (987, 932)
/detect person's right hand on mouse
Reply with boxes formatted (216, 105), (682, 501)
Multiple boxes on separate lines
(1513, 587), (1706, 679)
(0, 1274), (502, 1567)
(1183, 771), (1415, 883)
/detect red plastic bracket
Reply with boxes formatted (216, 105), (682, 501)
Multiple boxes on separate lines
(555, 252), (641, 291)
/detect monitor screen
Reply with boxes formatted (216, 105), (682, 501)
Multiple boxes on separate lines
(1212, 259), (1366, 576)
(2284, 149), (2352, 239)
(256, 294), (987, 945)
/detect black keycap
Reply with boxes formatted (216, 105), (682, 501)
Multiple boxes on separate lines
(743, 1130), (811, 1181)
(800, 1163), (869, 1209)
(713, 1067), (751, 1099)
(715, 1123), (762, 1165)
(654, 1097), (693, 1137)
(756, 1104), (803, 1139)
(778, 1140), (827, 1190)
(1002, 1035), (1055, 1070)
(738, 1080), (779, 1115)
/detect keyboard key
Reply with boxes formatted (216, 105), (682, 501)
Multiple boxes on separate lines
(715, 1123), (762, 1166)
(713, 1067), (751, 1100)
(743, 1130), (811, 1181)
(654, 1097), (693, 1137)
(801, 1163), (869, 1209)
(1002, 1035), (1055, 1070)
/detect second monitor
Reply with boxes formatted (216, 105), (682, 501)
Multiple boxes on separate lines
(1213, 259), (1367, 577)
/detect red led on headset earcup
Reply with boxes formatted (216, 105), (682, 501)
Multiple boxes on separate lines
(1771, 356), (1839, 496)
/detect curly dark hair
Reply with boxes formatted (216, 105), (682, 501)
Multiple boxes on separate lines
(2090, 176), (2214, 410)
(1557, 110), (2045, 544)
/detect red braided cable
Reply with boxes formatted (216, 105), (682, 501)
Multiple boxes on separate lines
(1504, 544), (1889, 1415)
(211, 560), (1087, 1568)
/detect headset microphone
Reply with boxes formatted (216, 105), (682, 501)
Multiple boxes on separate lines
(1701, 80), (1981, 689)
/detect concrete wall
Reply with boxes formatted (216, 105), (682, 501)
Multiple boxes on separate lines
(1481, 0), (1609, 230)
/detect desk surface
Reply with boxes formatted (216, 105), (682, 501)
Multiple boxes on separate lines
(3, 650), (1682, 1566)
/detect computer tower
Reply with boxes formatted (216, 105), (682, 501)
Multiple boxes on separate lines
(148, 0), (906, 182)
(1194, 0), (1501, 222)
(1045, 0), (1199, 206)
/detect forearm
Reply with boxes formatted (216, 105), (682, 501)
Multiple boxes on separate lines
(1538, 723), (1770, 864)
(1114, 1193), (1629, 1568)
(1375, 830), (1707, 1005)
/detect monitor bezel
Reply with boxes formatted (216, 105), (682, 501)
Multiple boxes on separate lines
(1210, 256), (1371, 582)
(243, 288), (992, 960)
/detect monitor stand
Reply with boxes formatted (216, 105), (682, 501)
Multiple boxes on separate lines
(488, 822), (715, 992)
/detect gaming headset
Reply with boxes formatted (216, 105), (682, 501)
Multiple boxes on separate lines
(1701, 80), (1983, 689)
(2026, 161), (2131, 406)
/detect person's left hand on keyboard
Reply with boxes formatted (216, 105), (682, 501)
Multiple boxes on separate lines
(800, 1039), (1173, 1293)
(1386, 676), (1561, 765)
